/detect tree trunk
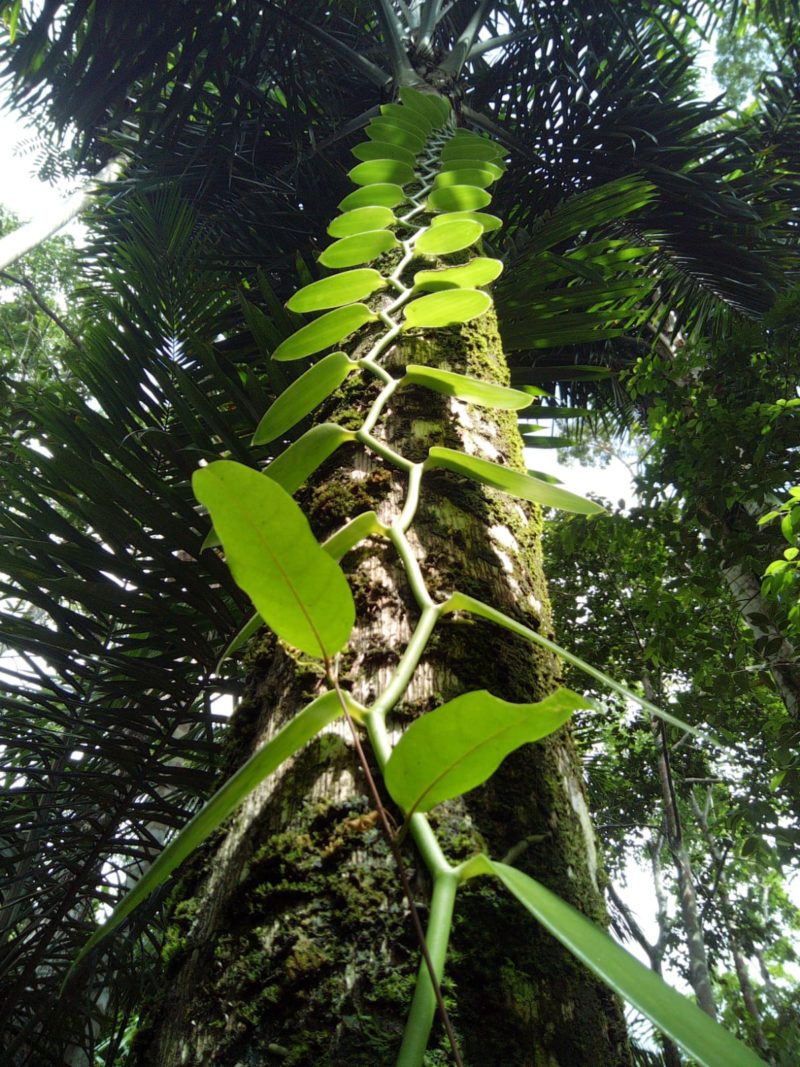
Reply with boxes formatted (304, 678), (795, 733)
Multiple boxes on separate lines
(648, 678), (716, 1021)
(690, 792), (771, 1060)
(131, 310), (631, 1065)
(719, 559), (800, 719)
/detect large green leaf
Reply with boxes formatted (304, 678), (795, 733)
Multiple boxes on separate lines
(272, 304), (377, 361)
(402, 365), (530, 410)
(445, 132), (506, 160)
(442, 593), (708, 739)
(440, 157), (505, 180)
(319, 230), (399, 269)
(374, 108), (432, 138)
(385, 689), (586, 815)
(464, 858), (765, 1067)
(380, 102), (433, 136)
(399, 85), (450, 126)
(431, 210), (502, 233)
(193, 461), (354, 657)
(366, 120), (425, 153)
(339, 184), (407, 210)
(252, 352), (356, 444)
(425, 448), (603, 514)
(352, 140), (417, 167)
(69, 690), (347, 974)
(348, 159), (416, 187)
(415, 220), (484, 256)
(427, 186), (493, 212)
(403, 289), (491, 329)
(328, 206), (397, 238)
(433, 168), (496, 190)
(286, 269), (386, 313)
(413, 258), (503, 292)
(265, 423), (355, 494)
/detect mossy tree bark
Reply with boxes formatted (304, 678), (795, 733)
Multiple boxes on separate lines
(133, 309), (630, 1066)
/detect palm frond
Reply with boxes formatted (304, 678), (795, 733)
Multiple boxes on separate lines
(0, 191), (294, 1062)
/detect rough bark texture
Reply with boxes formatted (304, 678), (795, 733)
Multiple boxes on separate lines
(131, 310), (630, 1065)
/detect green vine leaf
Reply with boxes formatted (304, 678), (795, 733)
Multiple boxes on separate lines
(68, 689), (348, 978)
(413, 257), (503, 291)
(444, 134), (506, 161)
(217, 610), (263, 669)
(415, 220), (484, 256)
(462, 858), (765, 1067)
(266, 423), (355, 494)
(319, 230), (399, 268)
(193, 461), (355, 657)
(323, 510), (387, 560)
(366, 120), (425, 153)
(385, 689), (586, 815)
(441, 157), (505, 180)
(433, 168), (497, 189)
(252, 352), (356, 444)
(427, 186), (493, 212)
(349, 159), (416, 186)
(403, 289), (492, 329)
(398, 85), (450, 126)
(442, 592), (707, 738)
(402, 365), (530, 410)
(339, 183), (407, 210)
(425, 447), (604, 513)
(352, 140), (417, 167)
(272, 304), (377, 361)
(380, 101), (434, 135)
(431, 210), (502, 233)
(328, 206), (397, 237)
(286, 270), (386, 313)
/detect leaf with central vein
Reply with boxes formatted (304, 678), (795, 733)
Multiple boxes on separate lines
(380, 102), (433, 136)
(402, 365), (530, 410)
(425, 447), (604, 514)
(385, 689), (587, 814)
(328, 206), (397, 237)
(349, 159), (416, 186)
(444, 135), (506, 161)
(399, 85), (450, 125)
(265, 423), (355, 494)
(403, 289), (491, 329)
(433, 168), (497, 189)
(272, 304), (377, 361)
(193, 461), (354, 657)
(252, 353), (356, 444)
(69, 689), (347, 975)
(415, 220), (483, 256)
(319, 230), (399, 269)
(365, 121), (425, 153)
(431, 210), (502, 233)
(351, 140), (417, 167)
(464, 858), (765, 1067)
(286, 270), (386, 313)
(427, 186), (492, 212)
(440, 157), (505, 179)
(413, 258), (503, 291)
(339, 184), (407, 210)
